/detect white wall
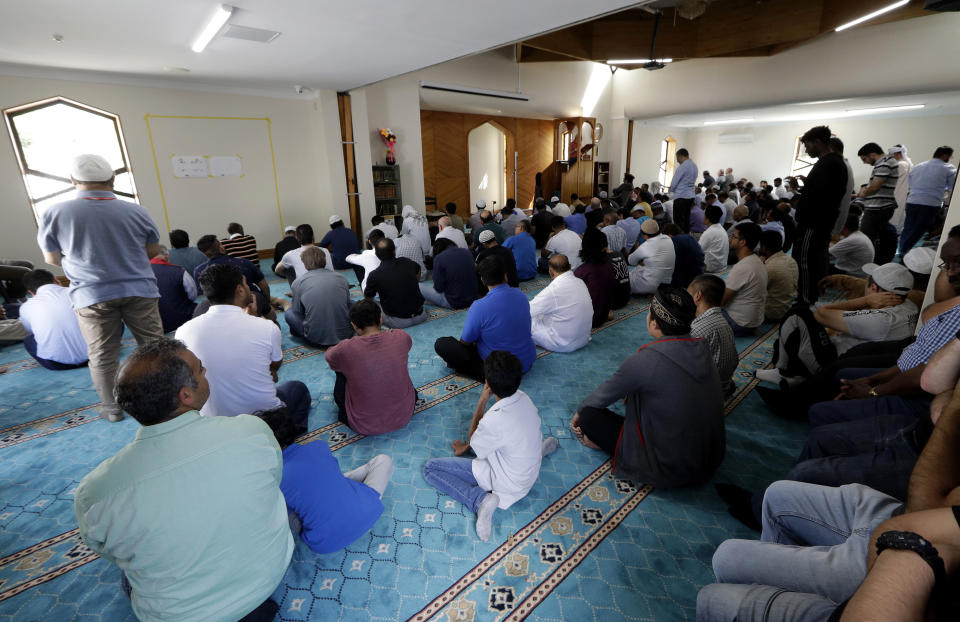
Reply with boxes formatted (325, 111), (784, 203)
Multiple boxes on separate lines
(627, 122), (690, 187)
(0, 73), (346, 268)
(468, 122), (506, 209)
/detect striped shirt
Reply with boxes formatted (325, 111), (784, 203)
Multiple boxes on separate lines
(690, 306), (737, 392)
(863, 154), (899, 211)
(394, 235), (427, 277)
(897, 303), (960, 371)
(221, 234), (259, 262)
(601, 224), (628, 254)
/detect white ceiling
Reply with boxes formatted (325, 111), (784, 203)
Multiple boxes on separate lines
(0, 0), (643, 94)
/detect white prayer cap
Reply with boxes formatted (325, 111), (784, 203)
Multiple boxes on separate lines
(475, 199), (486, 209)
(903, 247), (936, 275)
(329, 214), (343, 225)
(478, 230), (495, 244)
(71, 154), (114, 182)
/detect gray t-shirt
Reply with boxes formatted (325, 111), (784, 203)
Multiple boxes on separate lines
(832, 299), (919, 355)
(724, 254), (768, 328)
(290, 269), (353, 346)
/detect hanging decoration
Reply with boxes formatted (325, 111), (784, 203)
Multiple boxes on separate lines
(379, 128), (397, 165)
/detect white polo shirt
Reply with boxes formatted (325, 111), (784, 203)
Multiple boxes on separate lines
(345, 249), (381, 291)
(175, 305), (283, 417)
(545, 229), (583, 270)
(436, 226), (468, 249)
(372, 222), (399, 239)
(470, 390), (543, 509)
(18, 284), (88, 364)
(529, 271), (594, 353)
(279, 245), (334, 279)
(699, 223), (729, 273)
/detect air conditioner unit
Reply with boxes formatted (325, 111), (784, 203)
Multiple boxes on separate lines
(718, 132), (754, 144)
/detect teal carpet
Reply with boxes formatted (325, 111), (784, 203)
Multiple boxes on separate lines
(0, 261), (812, 621)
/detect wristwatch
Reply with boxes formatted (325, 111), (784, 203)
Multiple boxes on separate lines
(876, 530), (946, 586)
(868, 387), (879, 397)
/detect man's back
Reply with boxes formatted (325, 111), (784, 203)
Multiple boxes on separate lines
(725, 254), (768, 328)
(75, 412), (293, 622)
(432, 248), (478, 308)
(671, 234), (705, 288)
(37, 190), (159, 308)
(690, 306), (737, 391)
(320, 227), (362, 270)
(463, 285), (536, 372)
(150, 262), (196, 333)
(291, 269), (352, 346)
(175, 306), (282, 417)
(764, 251), (799, 320)
(545, 229), (583, 270)
(476, 245), (519, 288)
(169, 246), (209, 278)
(365, 257), (424, 317)
(272, 236), (300, 271)
(220, 234), (259, 262)
(503, 232), (537, 280)
(564, 213), (587, 235)
(18, 284), (88, 364)
(531, 211), (553, 248)
(437, 227), (469, 249)
(477, 221), (506, 244)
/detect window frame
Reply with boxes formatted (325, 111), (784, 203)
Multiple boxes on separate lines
(658, 136), (677, 191)
(789, 135), (816, 178)
(3, 95), (139, 225)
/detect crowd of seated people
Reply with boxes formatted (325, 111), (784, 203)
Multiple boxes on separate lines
(6, 135), (955, 619)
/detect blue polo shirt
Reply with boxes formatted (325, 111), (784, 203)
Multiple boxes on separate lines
(319, 226), (362, 270)
(461, 284), (536, 371)
(432, 247), (478, 309)
(503, 232), (537, 280)
(280, 442), (383, 554)
(193, 254), (265, 293)
(564, 213), (587, 235)
(37, 190), (160, 308)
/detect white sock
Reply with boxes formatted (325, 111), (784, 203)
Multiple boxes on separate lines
(476, 493), (499, 542)
(541, 437), (558, 457)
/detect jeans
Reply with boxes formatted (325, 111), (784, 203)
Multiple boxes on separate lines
(701, 481), (901, 621)
(74, 296), (164, 417)
(859, 207), (895, 256)
(419, 283), (451, 308)
(434, 337), (485, 380)
(898, 202), (940, 256)
(422, 457), (487, 514)
(721, 308), (757, 338)
(807, 366), (932, 427)
(276, 380), (311, 431)
(697, 584), (838, 622)
(22, 334), (87, 370)
(793, 227), (830, 306)
(381, 308), (427, 329)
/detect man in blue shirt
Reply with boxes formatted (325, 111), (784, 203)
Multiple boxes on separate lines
(899, 146), (956, 256)
(564, 204), (588, 235)
(319, 214), (362, 270)
(37, 154), (164, 422)
(194, 235), (275, 320)
(420, 238), (478, 309)
(434, 255), (536, 380)
(671, 148), (698, 233)
(503, 220), (538, 281)
(663, 223), (705, 288)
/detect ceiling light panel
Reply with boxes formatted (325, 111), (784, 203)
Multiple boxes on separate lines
(192, 4), (233, 53)
(835, 0), (909, 32)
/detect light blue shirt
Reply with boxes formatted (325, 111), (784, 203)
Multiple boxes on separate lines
(908, 158), (957, 207)
(75, 412), (293, 622)
(37, 190), (160, 308)
(672, 158), (698, 199)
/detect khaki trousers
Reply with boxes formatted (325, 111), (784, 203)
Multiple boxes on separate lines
(0, 320), (28, 341)
(75, 296), (163, 416)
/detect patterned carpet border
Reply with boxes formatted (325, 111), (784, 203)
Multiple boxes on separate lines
(0, 529), (97, 603)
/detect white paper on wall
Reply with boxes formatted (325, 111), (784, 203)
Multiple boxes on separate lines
(208, 156), (243, 177)
(171, 155), (208, 178)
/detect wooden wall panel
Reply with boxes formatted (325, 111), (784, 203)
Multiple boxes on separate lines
(420, 110), (556, 215)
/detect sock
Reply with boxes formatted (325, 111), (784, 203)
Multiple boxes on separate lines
(476, 493), (499, 542)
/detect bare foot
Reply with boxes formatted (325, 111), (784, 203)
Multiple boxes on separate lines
(607, 310), (615, 321)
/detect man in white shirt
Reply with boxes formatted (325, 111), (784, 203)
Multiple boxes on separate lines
(346, 229), (384, 292)
(772, 177), (786, 200)
(18, 269), (88, 370)
(829, 214), (876, 278)
(175, 263), (311, 429)
(540, 216), (583, 272)
(628, 220), (676, 294)
(719, 191), (737, 222)
(422, 351), (557, 541)
(370, 214), (398, 239)
(276, 224), (333, 282)
(529, 255), (593, 353)
(699, 205), (728, 273)
(723, 222), (768, 336)
(435, 216), (468, 249)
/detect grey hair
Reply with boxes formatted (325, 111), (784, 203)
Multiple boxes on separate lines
(115, 338), (197, 425)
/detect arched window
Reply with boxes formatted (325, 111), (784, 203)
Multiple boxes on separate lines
(789, 135), (816, 178)
(658, 136), (677, 191)
(3, 96), (138, 224)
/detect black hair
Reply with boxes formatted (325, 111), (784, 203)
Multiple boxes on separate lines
(169, 229), (189, 249)
(676, 148), (689, 158)
(374, 238), (396, 261)
(227, 222), (244, 235)
(934, 146), (954, 159)
(483, 350), (523, 398)
(367, 229), (385, 244)
(115, 338), (197, 426)
(845, 213), (861, 232)
(759, 229), (783, 254)
(574, 203), (586, 214)
(23, 269), (55, 292)
(371, 215), (384, 225)
(481, 211), (493, 223)
(516, 219), (531, 233)
(296, 224), (315, 244)
(477, 256), (506, 287)
(662, 223), (683, 236)
(350, 298), (381, 329)
(534, 198), (547, 210)
(432, 237), (456, 257)
(689, 274), (725, 307)
(857, 142), (884, 157)
(801, 126), (832, 144)
(704, 204), (723, 225)
(330, 220), (344, 229)
(550, 215), (566, 230)
(254, 407), (300, 449)
(198, 263), (244, 304)
(828, 137), (844, 154)
(734, 222), (762, 249)
(196, 234), (219, 255)
(445, 202), (457, 214)
(580, 227), (609, 264)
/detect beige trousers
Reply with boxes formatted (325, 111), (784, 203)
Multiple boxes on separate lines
(75, 296), (164, 416)
(0, 320), (28, 341)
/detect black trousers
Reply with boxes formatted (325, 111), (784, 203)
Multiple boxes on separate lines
(434, 337), (485, 380)
(333, 371), (350, 425)
(673, 198), (694, 233)
(793, 227), (830, 306)
(351, 265), (365, 287)
(577, 406), (624, 455)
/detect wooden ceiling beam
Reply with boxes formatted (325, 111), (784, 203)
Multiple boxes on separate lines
(521, 24), (594, 62)
(518, 46), (587, 62)
(692, 0), (824, 57)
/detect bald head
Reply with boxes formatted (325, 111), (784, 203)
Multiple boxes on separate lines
(548, 254), (571, 276)
(590, 198), (601, 210)
(480, 210), (493, 223)
(438, 216), (452, 228)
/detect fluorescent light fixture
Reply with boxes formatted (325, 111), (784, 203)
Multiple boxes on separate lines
(419, 81), (529, 101)
(835, 0), (908, 32)
(845, 104), (925, 115)
(792, 98), (851, 106)
(192, 4), (233, 53)
(580, 63), (612, 118)
(703, 118), (754, 126)
(606, 58), (673, 65)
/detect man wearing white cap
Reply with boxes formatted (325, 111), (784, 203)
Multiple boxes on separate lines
(319, 215), (361, 270)
(37, 154), (164, 422)
(468, 200), (486, 238)
(888, 144), (913, 232)
(627, 220), (676, 295)
(551, 197), (572, 218)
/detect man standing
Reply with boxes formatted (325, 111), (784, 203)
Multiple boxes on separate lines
(319, 215), (362, 270)
(888, 144), (913, 232)
(285, 247), (353, 347)
(628, 220), (676, 295)
(529, 255), (593, 353)
(671, 148), (698, 232)
(18, 269), (88, 370)
(175, 264), (312, 426)
(900, 146), (956, 256)
(37, 154), (164, 422)
(220, 222), (259, 263)
(723, 222), (768, 337)
(364, 238), (427, 328)
(75, 338), (293, 621)
(793, 126), (849, 305)
(857, 142), (900, 255)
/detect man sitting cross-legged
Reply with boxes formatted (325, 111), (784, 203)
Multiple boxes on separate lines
(195, 234), (276, 320)
(255, 406), (393, 554)
(571, 284), (725, 487)
(364, 237), (427, 329)
(434, 256), (536, 381)
(18, 269), (88, 370)
(74, 338), (292, 622)
(284, 246), (353, 347)
(420, 238), (478, 310)
(529, 254), (593, 353)
(688, 274), (738, 397)
(628, 220), (676, 295)
(422, 351), (558, 541)
(722, 222), (767, 337)
(175, 264), (311, 428)
(324, 299), (415, 436)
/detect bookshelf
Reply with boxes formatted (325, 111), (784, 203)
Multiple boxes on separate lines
(595, 161), (610, 197)
(373, 165), (402, 218)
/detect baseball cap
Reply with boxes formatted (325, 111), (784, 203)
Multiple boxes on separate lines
(284, 225), (296, 233)
(862, 262), (914, 295)
(329, 214), (343, 225)
(903, 247), (936, 275)
(476, 199), (486, 209)
(71, 154), (114, 183)
(478, 230), (495, 244)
